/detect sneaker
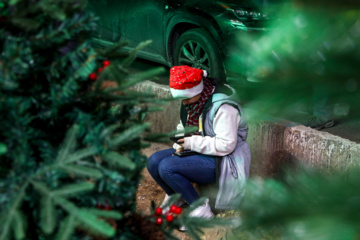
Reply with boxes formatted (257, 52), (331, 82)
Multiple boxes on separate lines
(305, 116), (335, 130)
(160, 194), (186, 214)
(178, 198), (214, 232)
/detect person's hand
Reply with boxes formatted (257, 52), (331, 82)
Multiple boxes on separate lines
(175, 148), (183, 153)
(177, 138), (185, 147)
(173, 146), (184, 156)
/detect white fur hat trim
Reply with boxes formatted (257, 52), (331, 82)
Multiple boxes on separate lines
(170, 80), (204, 99)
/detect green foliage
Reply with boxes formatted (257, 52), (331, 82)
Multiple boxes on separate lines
(148, 195), (234, 240)
(235, 167), (360, 239)
(0, 0), (167, 239)
(230, 1), (360, 119)
(227, 2), (360, 239)
(179, 198), (236, 240)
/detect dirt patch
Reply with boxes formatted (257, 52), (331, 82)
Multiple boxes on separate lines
(137, 143), (232, 240)
(137, 143), (191, 239)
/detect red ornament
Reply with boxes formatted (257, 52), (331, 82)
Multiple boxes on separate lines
(174, 207), (182, 215)
(169, 205), (177, 213)
(89, 72), (97, 81)
(166, 214), (174, 222)
(155, 207), (162, 216)
(98, 67), (104, 73)
(104, 205), (112, 211)
(103, 60), (111, 67)
(155, 217), (163, 225)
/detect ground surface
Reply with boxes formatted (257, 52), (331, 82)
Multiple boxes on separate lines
(136, 142), (230, 240)
(137, 142), (191, 240)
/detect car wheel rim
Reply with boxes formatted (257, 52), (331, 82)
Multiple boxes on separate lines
(179, 40), (210, 72)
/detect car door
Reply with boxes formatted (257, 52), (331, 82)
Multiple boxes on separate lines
(121, 0), (165, 58)
(88, 0), (123, 43)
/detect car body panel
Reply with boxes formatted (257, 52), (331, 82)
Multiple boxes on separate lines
(88, 0), (281, 81)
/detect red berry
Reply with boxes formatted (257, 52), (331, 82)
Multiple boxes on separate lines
(103, 60), (111, 67)
(155, 217), (163, 225)
(155, 207), (162, 216)
(98, 67), (104, 73)
(169, 205), (177, 213)
(174, 207), (182, 215)
(104, 205), (112, 211)
(89, 73), (97, 80)
(166, 214), (174, 222)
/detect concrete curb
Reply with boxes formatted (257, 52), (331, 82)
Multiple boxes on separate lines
(284, 125), (360, 170)
(134, 81), (360, 176)
(247, 120), (360, 177)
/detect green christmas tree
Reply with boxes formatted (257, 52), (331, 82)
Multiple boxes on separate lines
(231, 0), (360, 120)
(0, 0), (185, 239)
(229, 0), (360, 239)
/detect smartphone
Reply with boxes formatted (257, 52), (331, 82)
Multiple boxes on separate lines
(174, 150), (198, 157)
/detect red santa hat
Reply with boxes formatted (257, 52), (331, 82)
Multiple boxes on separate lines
(169, 65), (208, 99)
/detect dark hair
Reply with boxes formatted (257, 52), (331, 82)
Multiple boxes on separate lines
(206, 77), (222, 86)
(206, 77), (233, 96)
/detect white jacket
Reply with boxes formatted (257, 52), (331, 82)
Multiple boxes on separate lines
(173, 104), (240, 156)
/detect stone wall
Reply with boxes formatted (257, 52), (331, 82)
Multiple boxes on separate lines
(134, 81), (360, 177)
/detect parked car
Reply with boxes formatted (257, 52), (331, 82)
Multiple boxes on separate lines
(88, 0), (280, 83)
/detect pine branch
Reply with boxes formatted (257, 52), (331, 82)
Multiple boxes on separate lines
(58, 165), (102, 179)
(52, 182), (95, 197)
(31, 181), (51, 195)
(75, 212), (116, 237)
(0, 181), (29, 240)
(56, 125), (79, 163)
(55, 215), (76, 240)
(31, 181), (115, 238)
(121, 40), (152, 67)
(56, 77), (79, 100)
(86, 209), (123, 219)
(1, 0), (173, 238)
(96, 41), (129, 58)
(101, 151), (135, 170)
(38, 183), (95, 234)
(111, 67), (165, 91)
(12, 210), (25, 240)
(69, 43), (97, 79)
(176, 198), (235, 240)
(65, 147), (98, 164)
(11, 17), (41, 31)
(55, 197), (115, 237)
(40, 195), (56, 234)
(237, 167), (360, 239)
(108, 123), (151, 148)
(36, 0), (67, 21)
(100, 124), (121, 139)
(35, 146), (97, 177)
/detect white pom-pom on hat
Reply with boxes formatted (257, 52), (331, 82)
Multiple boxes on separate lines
(202, 70), (208, 78)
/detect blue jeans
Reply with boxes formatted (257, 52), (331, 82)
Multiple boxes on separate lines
(147, 148), (216, 205)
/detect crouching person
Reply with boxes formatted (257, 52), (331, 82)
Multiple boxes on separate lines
(147, 66), (251, 230)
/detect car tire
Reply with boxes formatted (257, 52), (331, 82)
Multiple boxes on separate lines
(173, 28), (225, 79)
